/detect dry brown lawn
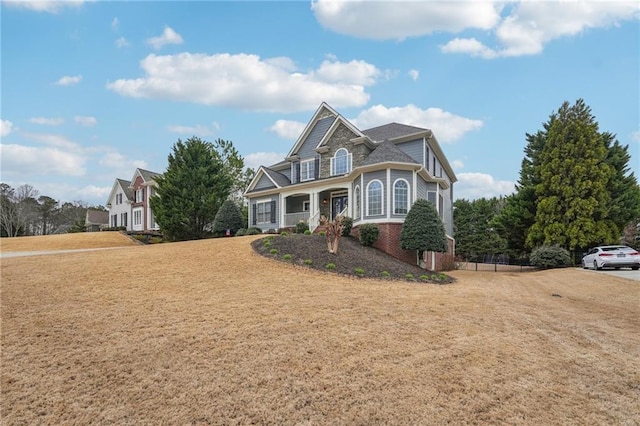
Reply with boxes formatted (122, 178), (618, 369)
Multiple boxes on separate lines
(1, 234), (639, 425)
(0, 231), (139, 252)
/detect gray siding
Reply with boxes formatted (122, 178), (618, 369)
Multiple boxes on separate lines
(255, 173), (276, 190)
(285, 195), (308, 213)
(362, 170), (387, 219)
(416, 177), (428, 201)
(296, 116), (335, 160)
(396, 139), (423, 164)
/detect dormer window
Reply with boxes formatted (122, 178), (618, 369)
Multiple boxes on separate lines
(331, 148), (352, 176)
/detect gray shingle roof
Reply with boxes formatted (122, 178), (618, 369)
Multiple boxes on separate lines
(361, 139), (419, 166)
(262, 167), (291, 187)
(139, 168), (161, 182)
(117, 178), (133, 201)
(362, 122), (428, 142)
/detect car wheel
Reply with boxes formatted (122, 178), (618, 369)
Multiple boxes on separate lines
(632, 266), (639, 271)
(594, 260), (601, 271)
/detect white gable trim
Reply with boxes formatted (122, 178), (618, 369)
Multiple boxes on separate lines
(314, 114), (364, 151)
(245, 166), (281, 194)
(106, 179), (127, 207)
(286, 102), (341, 158)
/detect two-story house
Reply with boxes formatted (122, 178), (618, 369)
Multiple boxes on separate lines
(244, 103), (456, 268)
(106, 168), (162, 233)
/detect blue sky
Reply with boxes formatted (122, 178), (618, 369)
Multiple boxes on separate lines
(1, 0), (638, 206)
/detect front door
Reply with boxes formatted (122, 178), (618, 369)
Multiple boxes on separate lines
(331, 195), (348, 220)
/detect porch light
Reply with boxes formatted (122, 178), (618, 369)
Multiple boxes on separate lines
(322, 198), (328, 205)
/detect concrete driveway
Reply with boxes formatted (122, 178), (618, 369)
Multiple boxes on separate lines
(580, 267), (640, 282)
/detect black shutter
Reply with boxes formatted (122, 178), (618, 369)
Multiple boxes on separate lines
(252, 203), (257, 226)
(314, 157), (320, 179)
(270, 200), (276, 223)
(295, 163), (300, 183)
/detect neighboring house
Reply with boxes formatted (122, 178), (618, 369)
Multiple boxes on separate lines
(244, 102), (457, 269)
(106, 168), (162, 233)
(85, 209), (109, 232)
(105, 178), (133, 230)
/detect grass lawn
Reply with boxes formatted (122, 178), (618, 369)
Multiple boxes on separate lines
(1, 233), (639, 425)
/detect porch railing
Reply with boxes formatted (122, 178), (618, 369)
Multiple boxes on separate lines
(308, 210), (321, 232)
(284, 212), (310, 227)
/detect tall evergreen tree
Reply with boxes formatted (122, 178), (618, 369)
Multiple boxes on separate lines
(151, 137), (242, 241)
(527, 99), (616, 250)
(603, 135), (640, 233)
(212, 199), (245, 236)
(454, 198), (507, 260)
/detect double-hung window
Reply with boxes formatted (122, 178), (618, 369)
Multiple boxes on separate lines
(135, 189), (144, 203)
(257, 201), (272, 224)
(300, 159), (314, 181)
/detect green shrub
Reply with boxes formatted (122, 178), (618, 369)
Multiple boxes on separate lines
(358, 223), (379, 247)
(354, 267), (365, 276)
(303, 259), (313, 265)
(341, 216), (353, 237)
(295, 221), (309, 234)
(304, 229), (312, 235)
(267, 228), (278, 234)
(212, 199), (245, 237)
(235, 228), (247, 236)
(380, 271), (390, 278)
(280, 231), (289, 236)
(420, 274), (430, 282)
(246, 228), (262, 235)
(263, 240), (271, 247)
(283, 254), (292, 260)
(270, 248), (279, 255)
(149, 237), (163, 244)
(319, 231), (326, 237)
(405, 273), (415, 280)
(326, 263), (336, 270)
(530, 245), (571, 269)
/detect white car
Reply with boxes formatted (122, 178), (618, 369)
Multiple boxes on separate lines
(582, 245), (640, 271)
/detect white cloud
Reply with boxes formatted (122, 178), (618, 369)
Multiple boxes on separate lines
(97, 150), (148, 178)
(55, 75), (82, 86)
(269, 120), (306, 140)
(441, 1), (640, 58)
(29, 117), (64, 126)
(408, 69), (419, 81)
(455, 172), (515, 200)
(111, 17), (119, 31)
(311, 0), (501, 40)
(167, 122), (220, 137)
(3, 0), (85, 14)
(115, 36), (130, 48)
(22, 132), (79, 150)
(351, 104), (483, 143)
(0, 143), (86, 177)
(107, 53), (375, 113)
(631, 130), (640, 143)
(244, 152), (287, 169)
(77, 185), (112, 203)
(451, 159), (464, 170)
(146, 26), (184, 50)
(1, 119), (15, 136)
(74, 116), (97, 127)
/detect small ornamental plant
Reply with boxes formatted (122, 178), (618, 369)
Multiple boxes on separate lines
(270, 248), (278, 255)
(280, 231), (289, 236)
(304, 230), (312, 235)
(380, 271), (390, 278)
(326, 263), (336, 270)
(405, 273), (415, 280)
(283, 254), (292, 261)
(420, 274), (430, 282)
(303, 259), (313, 265)
(354, 268), (365, 276)
(263, 240), (271, 248)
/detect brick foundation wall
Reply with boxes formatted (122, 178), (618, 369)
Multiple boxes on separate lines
(352, 224), (455, 271)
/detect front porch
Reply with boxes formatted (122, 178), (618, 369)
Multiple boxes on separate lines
(282, 188), (350, 231)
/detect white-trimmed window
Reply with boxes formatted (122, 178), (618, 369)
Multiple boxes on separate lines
(366, 180), (383, 216)
(300, 159), (315, 181)
(257, 201), (273, 224)
(133, 210), (142, 226)
(393, 179), (409, 215)
(354, 185), (361, 219)
(116, 193), (123, 205)
(135, 189), (144, 203)
(331, 148), (352, 176)
(121, 212), (128, 228)
(302, 200), (310, 212)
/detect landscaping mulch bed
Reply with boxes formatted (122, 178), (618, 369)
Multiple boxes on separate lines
(251, 233), (454, 284)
